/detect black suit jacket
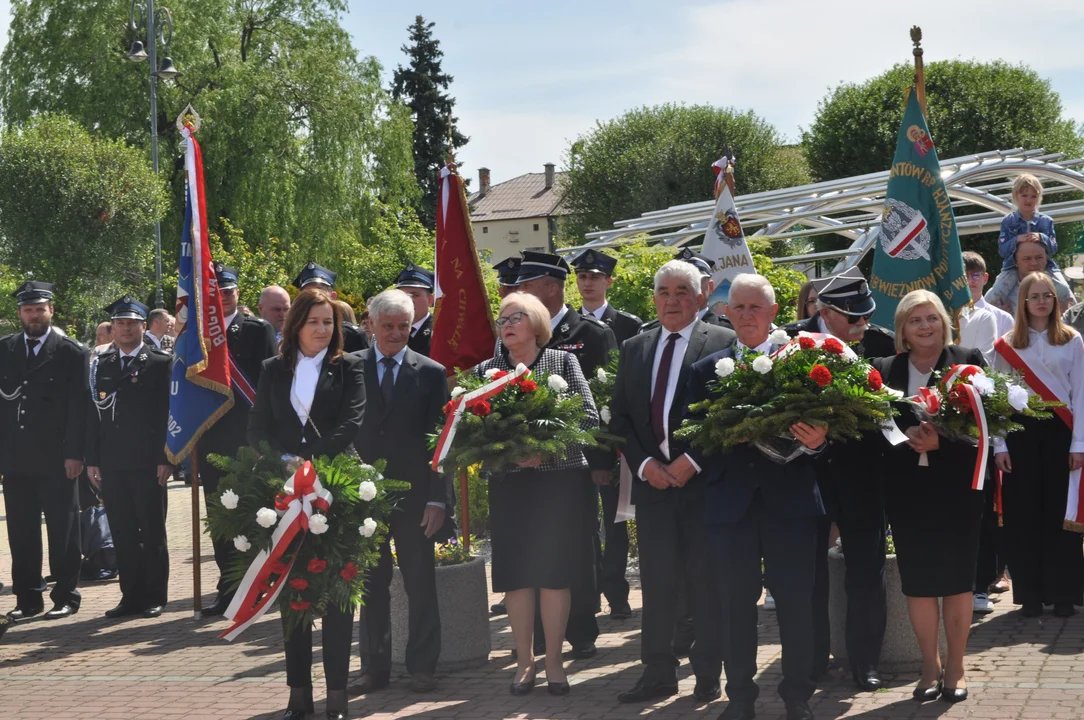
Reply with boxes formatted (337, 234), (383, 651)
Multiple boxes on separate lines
(248, 352), (366, 460)
(85, 347), (172, 470)
(0, 330), (89, 476)
(343, 323), (370, 354)
(354, 347), (453, 508)
(202, 314), (277, 456)
(407, 314), (433, 357)
(583, 305), (642, 347)
(609, 320), (736, 504)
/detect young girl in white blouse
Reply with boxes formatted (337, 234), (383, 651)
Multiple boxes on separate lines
(994, 272), (1084, 618)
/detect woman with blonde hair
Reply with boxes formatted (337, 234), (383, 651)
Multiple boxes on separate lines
(993, 272), (1084, 619)
(871, 289), (986, 704)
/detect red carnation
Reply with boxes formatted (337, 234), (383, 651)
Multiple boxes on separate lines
(798, 336), (816, 350)
(471, 400), (492, 417)
(288, 578), (309, 591)
(519, 380), (538, 393)
(822, 337), (845, 355)
(492, 370), (509, 380)
(949, 386), (972, 413)
(809, 364), (833, 387)
(270, 560), (289, 575)
(290, 600), (311, 611)
(867, 368), (883, 391)
(340, 562), (359, 581)
(307, 558), (327, 574)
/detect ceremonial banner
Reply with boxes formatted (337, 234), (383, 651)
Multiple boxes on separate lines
(431, 163), (497, 375)
(871, 88), (969, 327)
(166, 125), (234, 464)
(701, 155), (755, 304)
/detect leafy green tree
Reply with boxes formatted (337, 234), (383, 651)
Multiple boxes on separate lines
(392, 15), (469, 229)
(803, 60), (1084, 181)
(207, 218), (295, 310)
(560, 104), (811, 243)
(336, 204), (435, 301)
(0, 0), (420, 277)
(0, 114), (168, 336)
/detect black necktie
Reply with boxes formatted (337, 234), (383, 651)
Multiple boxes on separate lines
(650, 333), (681, 446)
(26, 338), (39, 359)
(380, 357), (397, 406)
(121, 356), (132, 372)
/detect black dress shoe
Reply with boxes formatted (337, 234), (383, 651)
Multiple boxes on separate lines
(547, 680), (570, 696)
(940, 686), (968, 703)
(348, 673), (389, 695)
(1053, 603), (1077, 618)
(200, 597), (231, 618)
(7, 604), (44, 621)
(571, 641), (597, 659)
(1020, 603), (1043, 617)
(490, 601), (507, 616)
(617, 678), (678, 703)
(284, 686), (314, 716)
(325, 689), (347, 718)
(784, 700), (814, 720)
(282, 711), (305, 720)
(143, 605), (163, 618)
(718, 700), (756, 720)
(509, 675), (536, 696)
(104, 604), (142, 619)
(43, 603), (77, 620)
(853, 666), (883, 691)
(912, 675), (943, 702)
(610, 600), (633, 620)
(693, 678), (721, 702)
(326, 712), (347, 720)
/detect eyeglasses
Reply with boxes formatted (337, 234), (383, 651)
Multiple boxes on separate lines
(804, 298), (819, 307)
(495, 311), (528, 329)
(1024, 293), (1055, 303)
(966, 272), (985, 281)
(846, 312), (874, 325)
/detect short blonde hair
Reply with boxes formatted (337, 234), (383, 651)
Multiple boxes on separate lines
(894, 289), (953, 353)
(499, 292), (552, 347)
(1012, 174), (1044, 202)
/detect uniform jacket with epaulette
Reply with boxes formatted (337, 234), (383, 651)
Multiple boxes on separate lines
(582, 304), (642, 347)
(407, 314), (433, 357)
(0, 331), (90, 476)
(202, 314), (277, 456)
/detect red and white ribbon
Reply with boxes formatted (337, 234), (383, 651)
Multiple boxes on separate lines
(220, 462), (332, 641)
(941, 364), (989, 490)
(430, 363), (531, 472)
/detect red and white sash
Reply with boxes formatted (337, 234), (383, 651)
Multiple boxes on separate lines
(942, 364), (990, 491)
(994, 338), (1082, 528)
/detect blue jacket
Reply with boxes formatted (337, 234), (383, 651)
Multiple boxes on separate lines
(998, 210), (1057, 271)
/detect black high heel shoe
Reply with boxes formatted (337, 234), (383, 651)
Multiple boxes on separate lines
(912, 674), (943, 702)
(283, 686), (315, 718)
(325, 688), (348, 719)
(548, 680), (571, 696)
(940, 685), (968, 703)
(510, 670), (536, 696)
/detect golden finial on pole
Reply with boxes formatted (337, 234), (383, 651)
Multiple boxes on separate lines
(445, 116), (455, 167)
(910, 26), (927, 115)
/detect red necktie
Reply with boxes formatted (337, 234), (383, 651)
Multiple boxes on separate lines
(650, 332), (681, 447)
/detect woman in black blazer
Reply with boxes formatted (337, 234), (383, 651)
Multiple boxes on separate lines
(873, 290), (985, 706)
(247, 288), (365, 720)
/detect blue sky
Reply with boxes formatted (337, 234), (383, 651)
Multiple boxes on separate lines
(1, 1), (1082, 185)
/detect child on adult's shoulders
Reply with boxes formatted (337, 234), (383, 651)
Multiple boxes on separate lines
(983, 173), (1074, 315)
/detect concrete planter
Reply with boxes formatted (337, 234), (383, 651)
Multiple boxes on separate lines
(390, 555), (491, 670)
(827, 547), (945, 668)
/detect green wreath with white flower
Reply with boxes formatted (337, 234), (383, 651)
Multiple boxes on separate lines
(587, 348), (624, 451)
(205, 444), (409, 634)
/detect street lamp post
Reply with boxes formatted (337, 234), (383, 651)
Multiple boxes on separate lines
(127, 0), (180, 309)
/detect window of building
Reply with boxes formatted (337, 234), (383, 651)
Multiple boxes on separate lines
(533, 223), (540, 231)
(482, 226), (488, 234)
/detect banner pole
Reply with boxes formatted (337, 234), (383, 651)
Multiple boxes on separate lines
(191, 444), (202, 618)
(459, 468), (470, 552)
(910, 26), (927, 115)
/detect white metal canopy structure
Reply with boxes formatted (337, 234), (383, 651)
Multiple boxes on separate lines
(562, 148), (1084, 274)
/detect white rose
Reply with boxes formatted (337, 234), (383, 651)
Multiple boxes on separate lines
(715, 357), (736, 378)
(970, 373), (995, 397)
(547, 374), (569, 392)
(233, 535), (251, 552)
(359, 480), (377, 502)
(308, 513), (329, 535)
(255, 507), (278, 529)
(485, 368), (501, 379)
(1007, 384), (1030, 413)
(600, 407), (612, 424)
(768, 329), (791, 346)
(752, 355), (773, 374)
(359, 518), (378, 538)
(596, 367), (608, 382)
(220, 489), (239, 510)
(450, 386), (466, 398)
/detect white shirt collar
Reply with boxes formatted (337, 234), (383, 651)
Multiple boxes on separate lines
(583, 301), (608, 321)
(736, 336), (773, 356)
(225, 311), (239, 329)
(373, 343), (408, 365)
(659, 319), (698, 343)
(817, 315), (830, 335)
(412, 313), (431, 332)
(551, 305), (570, 330)
(23, 332), (47, 350)
(120, 342), (145, 359)
(295, 347), (328, 368)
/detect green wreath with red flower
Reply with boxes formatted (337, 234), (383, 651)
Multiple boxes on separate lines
(675, 330), (900, 455)
(205, 445), (409, 633)
(428, 365), (597, 476)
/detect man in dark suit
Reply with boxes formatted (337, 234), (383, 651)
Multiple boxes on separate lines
(640, 248), (734, 338)
(0, 281), (88, 621)
(782, 266), (895, 691)
(690, 273), (827, 720)
(86, 296), (173, 619)
(609, 260), (735, 704)
(571, 248), (641, 620)
(396, 263), (435, 357)
(516, 250), (618, 658)
(293, 262), (369, 353)
(199, 265), (278, 618)
(352, 289), (452, 695)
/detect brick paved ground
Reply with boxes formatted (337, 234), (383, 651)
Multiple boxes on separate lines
(2, 482), (1084, 719)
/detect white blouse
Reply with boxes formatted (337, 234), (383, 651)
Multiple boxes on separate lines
(291, 347), (327, 432)
(993, 327), (1084, 453)
(907, 361), (933, 467)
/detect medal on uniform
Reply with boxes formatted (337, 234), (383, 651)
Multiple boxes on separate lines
(99, 391), (106, 400)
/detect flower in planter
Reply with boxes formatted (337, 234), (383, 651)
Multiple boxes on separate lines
(451, 386), (466, 398)
(359, 518), (378, 537)
(359, 480), (377, 502)
(270, 560), (289, 575)
(289, 578), (309, 591)
(220, 489), (239, 510)
(307, 558), (327, 573)
(715, 357), (736, 378)
(600, 406), (611, 424)
(340, 562), (359, 580)
(519, 379), (538, 393)
(768, 328), (791, 346)
(810, 364), (833, 387)
(308, 513), (329, 534)
(256, 507), (278, 528)
(233, 535), (251, 552)
(547, 374), (569, 392)
(290, 600), (311, 611)
(471, 400), (491, 417)
(752, 355), (773, 374)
